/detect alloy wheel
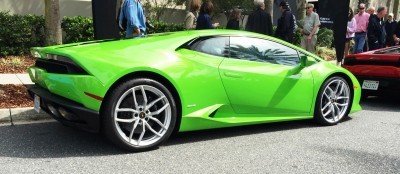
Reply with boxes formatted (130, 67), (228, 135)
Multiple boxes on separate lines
(113, 85), (171, 147)
(320, 79), (350, 123)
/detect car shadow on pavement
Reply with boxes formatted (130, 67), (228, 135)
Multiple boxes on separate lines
(0, 122), (125, 158)
(0, 117), (353, 158)
(165, 118), (349, 147)
(360, 95), (400, 112)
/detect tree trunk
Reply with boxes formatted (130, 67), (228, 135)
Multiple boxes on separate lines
(296, 0), (306, 20)
(264, 0), (273, 19)
(394, 0), (399, 20)
(45, 0), (62, 46)
(185, 0), (191, 10)
(386, 0), (392, 19)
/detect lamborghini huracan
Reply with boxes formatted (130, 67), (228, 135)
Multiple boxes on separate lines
(343, 46), (400, 97)
(28, 30), (362, 151)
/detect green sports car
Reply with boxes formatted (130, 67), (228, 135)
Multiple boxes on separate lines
(28, 30), (361, 151)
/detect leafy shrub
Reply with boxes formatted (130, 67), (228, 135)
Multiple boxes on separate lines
(147, 20), (185, 34)
(61, 16), (94, 43)
(316, 46), (336, 61)
(316, 28), (333, 48)
(0, 12), (45, 56)
(292, 28), (333, 48)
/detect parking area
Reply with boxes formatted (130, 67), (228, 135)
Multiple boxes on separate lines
(0, 96), (399, 173)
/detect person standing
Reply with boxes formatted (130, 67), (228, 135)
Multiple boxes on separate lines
(275, 1), (295, 43)
(393, 19), (400, 45)
(184, 0), (201, 30)
(226, 8), (241, 30)
(245, 0), (273, 36)
(353, 3), (370, 53)
(368, 6), (387, 51)
(119, 0), (146, 38)
(385, 13), (397, 47)
(362, 6), (375, 52)
(196, 0), (219, 30)
(300, 3), (320, 53)
(342, 7), (356, 65)
(367, 7), (375, 15)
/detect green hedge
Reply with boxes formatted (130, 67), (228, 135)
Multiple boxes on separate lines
(273, 26), (333, 48)
(0, 12), (45, 56)
(61, 16), (94, 44)
(316, 28), (333, 48)
(0, 12), (332, 56)
(147, 20), (185, 34)
(0, 13), (186, 56)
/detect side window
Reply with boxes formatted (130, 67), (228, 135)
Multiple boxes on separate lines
(230, 37), (300, 66)
(190, 37), (229, 57)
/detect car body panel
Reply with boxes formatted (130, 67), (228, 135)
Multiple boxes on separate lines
(343, 46), (400, 95)
(28, 30), (361, 133)
(219, 57), (314, 114)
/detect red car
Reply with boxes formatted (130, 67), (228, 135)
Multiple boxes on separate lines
(343, 46), (400, 97)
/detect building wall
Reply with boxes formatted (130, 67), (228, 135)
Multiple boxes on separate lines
(2, 0), (399, 25)
(0, 0), (92, 17)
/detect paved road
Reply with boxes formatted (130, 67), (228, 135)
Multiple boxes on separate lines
(0, 96), (399, 173)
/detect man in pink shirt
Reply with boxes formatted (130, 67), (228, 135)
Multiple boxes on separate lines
(353, 3), (370, 53)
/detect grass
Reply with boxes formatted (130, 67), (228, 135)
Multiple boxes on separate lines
(0, 55), (35, 74)
(1, 57), (23, 67)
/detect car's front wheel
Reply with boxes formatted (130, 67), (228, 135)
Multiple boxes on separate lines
(314, 76), (352, 125)
(103, 78), (177, 152)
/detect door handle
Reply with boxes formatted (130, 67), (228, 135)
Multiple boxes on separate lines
(223, 72), (243, 78)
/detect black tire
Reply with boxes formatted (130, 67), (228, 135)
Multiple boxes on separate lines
(102, 78), (177, 152)
(314, 76), (352, 126)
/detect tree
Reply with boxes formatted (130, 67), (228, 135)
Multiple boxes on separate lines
(264, 0), (273, 18)
(44, 0), (62, 46)
(143, 0), (182, 21)
(386, 0), (392, 19)
(358, 0), (370, 7)
(212, 0), (253, 20)
(296, 0), (306, 20)
(394, 0), (399, 20)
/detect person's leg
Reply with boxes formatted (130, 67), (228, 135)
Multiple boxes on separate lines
(356, 33), (366, 53)
(363, 37), (368, 52)
(309, 35), (317, 53)
(301, 35), (307, 50)
(341, 40), (350, 66)
(353, 34), (360, 54)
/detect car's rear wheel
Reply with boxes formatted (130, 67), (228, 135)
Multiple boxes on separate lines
(103, 78), (177, 152)
(314, 76), (351, 125)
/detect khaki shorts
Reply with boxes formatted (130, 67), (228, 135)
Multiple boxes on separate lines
(301, 35), (317, 53)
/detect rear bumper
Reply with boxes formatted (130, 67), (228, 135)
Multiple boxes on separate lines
(355, 76), (400, 95)
(27, 84), (100, 133)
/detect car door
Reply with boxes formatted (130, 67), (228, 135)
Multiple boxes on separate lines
(219, 36), (314, 115)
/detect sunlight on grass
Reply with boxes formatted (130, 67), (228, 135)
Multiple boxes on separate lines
(1, 56), (22, 67)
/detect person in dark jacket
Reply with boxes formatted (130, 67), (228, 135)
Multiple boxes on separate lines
(226, 8), (241, 30)
(385, 13), (397, 47)
(367, 6), (387, 50)
(245, 0), (273, 36)
(196, 0), (219, 30)
(275, 1), (294, 43)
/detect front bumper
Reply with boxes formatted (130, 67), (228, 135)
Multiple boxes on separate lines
(356, 76), (400, 95)
(27, 84), (100, 133)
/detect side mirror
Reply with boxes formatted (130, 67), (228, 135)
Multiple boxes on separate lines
(300, 56), (308, 67)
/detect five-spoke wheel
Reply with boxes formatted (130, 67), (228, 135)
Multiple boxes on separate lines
(315, 76), (351, 125)
(103, 78), (177, 151)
